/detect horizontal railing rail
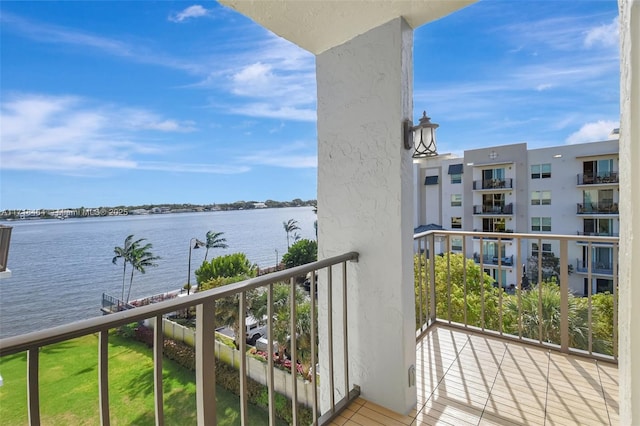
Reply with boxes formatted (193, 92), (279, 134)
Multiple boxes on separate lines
(577, 202), (619, 214)
(473, 203), (513, 215)
(576, 259), (614, 275)
(414, 230), (618, 363)
(577, 231), (619, 237)
(0, 252), (359, 426)
(577, 172), (619, 185)
(473, 178), (513, 190)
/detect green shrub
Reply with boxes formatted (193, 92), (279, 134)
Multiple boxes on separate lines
(195, 253), (257, 285)
(282, 239), (317, 269)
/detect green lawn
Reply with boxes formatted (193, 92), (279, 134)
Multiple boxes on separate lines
(0, 333), (281, 425)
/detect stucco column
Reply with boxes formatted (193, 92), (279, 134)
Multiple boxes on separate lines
(316, 18), (416, 414)
(618, 0), (640, 423)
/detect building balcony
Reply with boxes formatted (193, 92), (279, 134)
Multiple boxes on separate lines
(473, 253), (514, 266)
(473, 203), (513, 215)
(0, 230), (620, 425)
(472, 229), (514, 240)
(576, 259), (615, 275)
(473, 178), (513, 190)
(577, 172), (619, 186)
(577, 203), (619, 215)
(577, 231), (619, 237)
(0, 225), (12, 279)
(334, 325), (618, 425)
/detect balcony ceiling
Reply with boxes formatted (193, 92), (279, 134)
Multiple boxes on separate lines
(219, 0), (476, 54)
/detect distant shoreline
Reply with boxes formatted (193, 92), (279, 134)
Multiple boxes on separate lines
(0, 199), (317, 221)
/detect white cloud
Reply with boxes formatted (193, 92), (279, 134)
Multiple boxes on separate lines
(566, 120), (619, 144)
(168, 5), (210, 23)
(0, 93), (241, 174)
(1, 11), (204, 74)
(137, 162), (249, 174)
(239, 143), (317, 169)
(584, 17), (619, 48)
(230, 103), (316, 122)
(536, 83), (553, 91)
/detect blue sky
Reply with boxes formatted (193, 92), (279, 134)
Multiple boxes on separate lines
(0, 1), (620, 210)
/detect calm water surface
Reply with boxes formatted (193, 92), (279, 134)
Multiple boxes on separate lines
(0, 207), (316, 338)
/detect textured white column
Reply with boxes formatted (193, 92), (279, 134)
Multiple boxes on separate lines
(618, 0), (640, 423)
(316, 18), (416, 415)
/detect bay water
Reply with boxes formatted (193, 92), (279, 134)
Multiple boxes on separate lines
(0, 207), (317, 339)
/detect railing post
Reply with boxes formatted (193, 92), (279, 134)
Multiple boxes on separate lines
(267, 284), (276, 425)
(196, 301), (216, 426)
(27, 348), (40, 426)
(559, 239), (569, 352)
(238, 292), (248, 426)
(289, 277), (298, 425)
(428, 233), (436, 323)
(153, 316), (164, 426)
(98, 331), (110, 426)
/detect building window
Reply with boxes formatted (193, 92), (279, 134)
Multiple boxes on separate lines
(531, 190), (551, 205)
(583, 218), (613, 236)
(531, 217), (551, 232)
(482, 217), (506, 232)
(424, 175), (439, 185)
(451, 217), (462, 229)
(532, 242), (553, 258)
(451, 173), (462, 184)
(451, 194), (462, 207)
(451, 237), (463, 252)
(531, 163), (551, 179)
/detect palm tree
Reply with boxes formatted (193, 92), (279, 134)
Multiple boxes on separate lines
(125, 240), (160, 303)
(283, 219), (300, 249)
(112, 234), (142, 303)
(204, 230), (228, 261)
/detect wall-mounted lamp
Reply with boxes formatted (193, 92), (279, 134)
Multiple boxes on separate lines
(404, 111), (439, 158)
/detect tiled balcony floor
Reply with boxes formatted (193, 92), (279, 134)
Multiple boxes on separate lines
(331, 325), (619, 426)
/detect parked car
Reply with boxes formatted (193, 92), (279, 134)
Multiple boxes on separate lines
(245, 316), (267, 345)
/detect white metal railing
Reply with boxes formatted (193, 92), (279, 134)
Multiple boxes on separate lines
(414, 230), (618, 362)
(0, 252), (359, 425)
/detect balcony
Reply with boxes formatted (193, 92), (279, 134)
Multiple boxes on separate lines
(0, 225), (12, 279)
(576, 259), (615, 275)
(332, 326), (618, 425)
(577, 231), (619, 237)
(473, 203), (513, 215)
(577, 172), (619, 186)
(473, 253), (514, 266)
(577, 202), (619, 215)
(473, 178), (513, 190)
(0, 230), (620, 425)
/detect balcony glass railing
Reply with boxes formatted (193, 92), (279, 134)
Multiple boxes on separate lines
(473, 203), (513, 215)
(0, 252), (359, 425)
(577, 172), (619, 185)
(473, 178), (513, 190)
(577, 202), (619, 214)
(413, 230), (618, 362)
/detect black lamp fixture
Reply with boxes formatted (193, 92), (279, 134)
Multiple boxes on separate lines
(404, 111), (439, 158)
(186, 237), (205, 295)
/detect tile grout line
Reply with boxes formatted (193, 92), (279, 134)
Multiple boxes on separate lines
(477, 340), (508, 425)
(413, 333), (471, 424)
(542, 350), (551, 426)
(595, 360), (613, 426)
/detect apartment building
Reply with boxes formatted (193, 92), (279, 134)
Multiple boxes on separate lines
(414, 137), (619, 296)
